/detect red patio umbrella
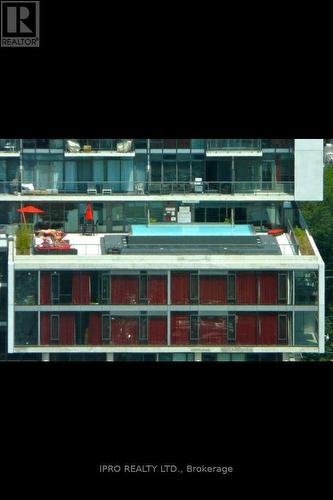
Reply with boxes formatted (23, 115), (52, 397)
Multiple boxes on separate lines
(84, 203), (94, 221)
(17, 205), (45, 224)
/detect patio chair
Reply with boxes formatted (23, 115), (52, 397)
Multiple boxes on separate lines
(87, 184), (97, 195)
(134, 182), (145, 194)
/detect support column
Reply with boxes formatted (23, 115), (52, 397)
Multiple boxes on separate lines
(106, 353), (114, 362)
(7, 236), (15, 353)
(167, 271), (171, 345)
(194, 353), (202, 362)
(42, 353), (50, 362)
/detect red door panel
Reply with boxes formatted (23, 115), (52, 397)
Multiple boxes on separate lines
(111, 318), (138, 344)
(148, 317), (167, 344)
(171, 313), (189, 344)
(236, 314), (258, 344)
(199, 275), (227, 304)
(236, 273), (257, 304)
(259, 314), (278, 345)
(259, 273), (278, 304)
(171, 273), (190, 304)
(111, 276), (139, 304)
(148, 276), (167, 304)
(200, 317), (227, 345)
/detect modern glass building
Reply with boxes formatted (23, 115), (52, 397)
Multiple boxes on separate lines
(0, 139), (325, 361)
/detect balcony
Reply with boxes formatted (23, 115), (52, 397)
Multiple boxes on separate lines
(0, 139), (21, 156)
(206, 139), (262, 156)
(64, 139), (135, 157)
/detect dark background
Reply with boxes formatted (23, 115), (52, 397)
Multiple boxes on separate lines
(0, 0), (331, 493)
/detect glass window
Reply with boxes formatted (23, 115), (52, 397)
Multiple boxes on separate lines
(295, 271), (318, 305)
(294, 312), (318, 346)
(101, 273), (110, 304)
(278, 314), (288, 344)
(227, 273), (236, 303)
(278, 273), (288, 304)
(15, 312), (38, 345)
(50, 315), (60, 342)
(15, 271), (38, 305)
(227, 315), (236, 343)
(102, 315), (111, 342)
(190, 272), (198, 303)
(177, 161), (191, 182)
(190, 315), (199, 344)
(172, 353), (195, 362)
(139, 272), (148, 304)
(0, 288), (7, 321)
(139, 314), (148, 344)
(151, 161), (162, 182)
(163, 161), (176, 182)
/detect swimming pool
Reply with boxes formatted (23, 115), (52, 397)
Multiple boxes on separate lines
(130, 224), (255, 237)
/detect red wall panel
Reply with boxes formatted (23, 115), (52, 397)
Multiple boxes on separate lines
(111, 318), (138, 344)
(236, 314), (258, 344)
(72, 272), (91, 304)
(148, 317), (167, 344)
(111, 276), (139, 304)
(200, 317), (227, 345)
(259, 273), (278, 304)
(59, 313), (75, 345)
(236, 273), (257, 304)
(259, 314), (278, 345)
(171, 273), (190, 304)
(40, 272), (51, 304)
(148, 276), (167, 304)
(171, 313), (189, 344)
(200, 275), (227, 304)
(40, 313), (50, 344)
(87, 313), (102, 345)
(40, 313), (75, 344)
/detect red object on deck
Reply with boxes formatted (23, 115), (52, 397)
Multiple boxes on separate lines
(267, 228), (284, 235)
(84, 203), (94, 221)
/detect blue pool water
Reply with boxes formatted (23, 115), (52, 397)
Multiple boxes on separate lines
(130, 224), (254, 237)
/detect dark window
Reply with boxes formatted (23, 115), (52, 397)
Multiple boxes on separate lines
(278, 315), (288, 344)
(140, 272), (148, 304)
(102, 315), (110, 342)
(227, 273), (236, 303)
(278, 273), (288, 304)
(139, 314), (148, 344)
(50, 315), (60, 342)
(227, 315), (236, 343)
(190, 315), (199, 344)
(190, 272), (198, 303)
(51, 273), (60, 304)
(101, 273), (110, 304)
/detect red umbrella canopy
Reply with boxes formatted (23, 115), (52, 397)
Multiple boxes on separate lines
(17, 205), (45, 213)
(84, 203), (94, 221)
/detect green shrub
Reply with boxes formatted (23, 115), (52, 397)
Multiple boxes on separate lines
(16, 224), (32, 255)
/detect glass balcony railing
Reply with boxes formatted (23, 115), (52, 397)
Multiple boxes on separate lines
(0, 180), (295, 195)
(65, 139), (134, 153)
(0, 139), (21, 152)
(207, 139), (262, 150)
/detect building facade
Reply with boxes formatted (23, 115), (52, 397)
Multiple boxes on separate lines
(0, 139), (325, 361)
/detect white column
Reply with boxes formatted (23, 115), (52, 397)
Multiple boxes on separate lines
(7, 236), (15, 353)
(318, 261), (325, 353)
(167, 271), (171, 345)
(42, 353), (50, 362)
(194, 353), (202, 362)
(106, 353), (114, 361)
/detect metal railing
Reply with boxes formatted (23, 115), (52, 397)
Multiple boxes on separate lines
(0, 139), (21, 152)
(0, 180), (295, 195)
(207, 139), (262, 150)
